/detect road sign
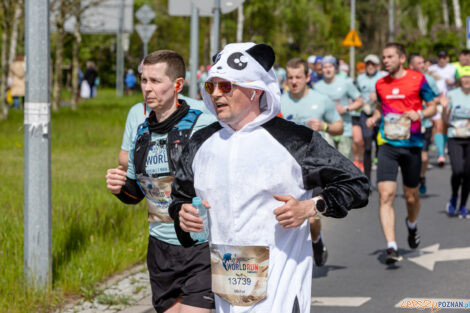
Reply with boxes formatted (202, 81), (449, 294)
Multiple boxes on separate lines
(168, 0), (244, 16)
(342, 29), (362, 47)
(136, 24), (157, 44)
(136, 4), (155, 24)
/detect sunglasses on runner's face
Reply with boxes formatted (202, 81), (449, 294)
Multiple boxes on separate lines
(204, 81), (233, 94)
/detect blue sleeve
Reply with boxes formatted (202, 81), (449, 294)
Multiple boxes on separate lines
(419, 77), (438, 102)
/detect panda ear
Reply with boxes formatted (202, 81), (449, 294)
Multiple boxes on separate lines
(246, 44), (275, 72)
(212, 52), (220, 64)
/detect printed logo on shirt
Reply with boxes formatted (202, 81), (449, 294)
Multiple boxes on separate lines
(386, 88), (405, 99)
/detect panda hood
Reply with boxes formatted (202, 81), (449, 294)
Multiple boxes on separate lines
(202, 42), (281, 132)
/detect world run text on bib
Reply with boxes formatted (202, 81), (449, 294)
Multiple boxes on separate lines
(210, 244), (269, 306)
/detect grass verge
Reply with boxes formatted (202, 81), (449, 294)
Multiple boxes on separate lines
(0, 89), (148, 313)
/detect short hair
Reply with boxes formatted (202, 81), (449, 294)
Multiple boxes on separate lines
(408, 53), (422, 65)
(460, 49), (470, 56)
(385, 42), (406, 57)
(286, 58), (309, 76)
(143, 50), (186, 80)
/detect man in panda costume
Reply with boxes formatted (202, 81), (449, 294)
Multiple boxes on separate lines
(169, 42), (369, 313)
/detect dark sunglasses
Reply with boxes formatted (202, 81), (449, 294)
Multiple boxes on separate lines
(204, 81), (234, 94)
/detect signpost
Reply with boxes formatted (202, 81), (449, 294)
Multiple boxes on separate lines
(135, 4), (157, 57)
(342, 0), (361, 78)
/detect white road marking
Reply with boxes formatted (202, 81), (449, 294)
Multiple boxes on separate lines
(311, 297), (371, 307)
(408, 244), (470, 271)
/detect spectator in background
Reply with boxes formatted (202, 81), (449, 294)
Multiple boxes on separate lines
(356, 62), (366, 76)
(9, 54), (25, 109)
(273, 62), (286, 93)
(84, 61), (98, 98)
(308, 56), (323, 86)
(125, 69), (137, 95)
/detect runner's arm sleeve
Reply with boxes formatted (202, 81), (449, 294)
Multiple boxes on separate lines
(302, 131), (370, 218)
(115, 177), (145, 204)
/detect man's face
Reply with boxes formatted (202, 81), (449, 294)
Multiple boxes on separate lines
(461, 76), (470, 89)
(382, 47), (404, 74)
(286, 66), (309, 95)
(438, 56), (449, 67)
(209, 77), (259, 128)
(365, 62), (378, 75)
(315, 61), (322, 73)
(464, 54), (470, 66)
(409, 56), (425, 73)
(322, 63), (336, 80)
(140, 63), (176, 112)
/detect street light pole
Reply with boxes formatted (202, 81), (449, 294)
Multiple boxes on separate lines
(350, 0), (356, 79)
(116, 0), (125, 97)
(24, 0), (52, 288)
(389, 0), (395, 42)
(211, 0), (221, 58)
(189, 3), (199, 99)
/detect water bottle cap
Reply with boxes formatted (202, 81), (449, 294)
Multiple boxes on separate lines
(192, 197), (202, 206)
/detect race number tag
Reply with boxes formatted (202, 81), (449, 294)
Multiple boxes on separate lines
(136, 175), (174, 223)
(453, 120), (470, 138)
(210, 244), (269, 306)
(384, 113), (411, 140)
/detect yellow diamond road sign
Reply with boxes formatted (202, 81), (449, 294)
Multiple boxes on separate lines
(343, 29), (362, 47)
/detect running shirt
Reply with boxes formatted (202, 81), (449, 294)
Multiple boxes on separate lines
(421, 74), (441, 128)
(280, 89), (341, 128)
(428, 63), (456, 95)
(121, 102), (150, 151)
(447, 88), (470, 138)
(356, 71), (386, 114)
(376, 69), (437, 147)
(314, 75), (361, 137)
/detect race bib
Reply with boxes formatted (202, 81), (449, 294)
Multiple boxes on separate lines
(384, 113), (411, 140)
(136, 175), (174, 223)
(210, 244), (269, 306)
(453, 120), (470, 138)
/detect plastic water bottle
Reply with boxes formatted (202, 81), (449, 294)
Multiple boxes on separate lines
(189, 197), (209, 242)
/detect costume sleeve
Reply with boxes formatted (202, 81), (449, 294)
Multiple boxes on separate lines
(302, 131), (370, 218)
(169, 142), (198, 248)
(169, 122), (222, 247)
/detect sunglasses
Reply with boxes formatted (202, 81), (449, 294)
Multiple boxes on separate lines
(204, 81), (234, 94)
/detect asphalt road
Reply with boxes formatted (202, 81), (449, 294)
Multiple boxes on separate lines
(311, 158), (470, 313)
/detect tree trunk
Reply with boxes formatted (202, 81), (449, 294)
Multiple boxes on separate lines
(52, 1), (65, 111)
(0, 2), (11, 120)
(71, 7), (81, 110)
(442, 0), (449, 28)
(452, 0), (462, 29)
(8, 0), (23, 66)
(417, 5), (428, 36)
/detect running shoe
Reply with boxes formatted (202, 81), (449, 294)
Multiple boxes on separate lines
(446, 197), (458, 216)
(418, 177), (427, 195)
(353, 160), (364, 172)
(312, 238), (328, 267)
(437, 156), (445, 168)
(458, 206), (469, 219)
(385, 248), (403, 265)
(406, 218), (420, 249)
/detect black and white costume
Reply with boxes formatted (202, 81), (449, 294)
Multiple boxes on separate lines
(169, 43), (369, 313)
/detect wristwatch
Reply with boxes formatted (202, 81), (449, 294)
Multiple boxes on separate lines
(417, 110), (424, 120)
(313, 196), (327, 214)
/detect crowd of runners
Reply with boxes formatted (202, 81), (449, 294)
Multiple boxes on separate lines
(105, 43), (470, 313)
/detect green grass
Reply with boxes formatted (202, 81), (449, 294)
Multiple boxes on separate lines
(0, 89), (149, 313)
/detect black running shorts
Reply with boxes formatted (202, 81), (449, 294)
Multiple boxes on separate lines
(147, 236), (214, 313)
(376, 143), (422, 188)
(351, 116), (361, 126)
(422, 127), (433, 152)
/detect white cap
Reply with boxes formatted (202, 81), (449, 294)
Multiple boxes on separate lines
(364, 54), (380, 65)
(307, 55), (316, 64)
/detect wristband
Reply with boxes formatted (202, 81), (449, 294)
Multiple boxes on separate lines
(417, 110), (424, 120)
(323, 123), (329, 132)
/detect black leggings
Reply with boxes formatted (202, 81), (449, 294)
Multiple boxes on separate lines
(448, 138), (470, 208)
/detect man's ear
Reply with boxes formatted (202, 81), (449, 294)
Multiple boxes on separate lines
(175, 78), (184, 93)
